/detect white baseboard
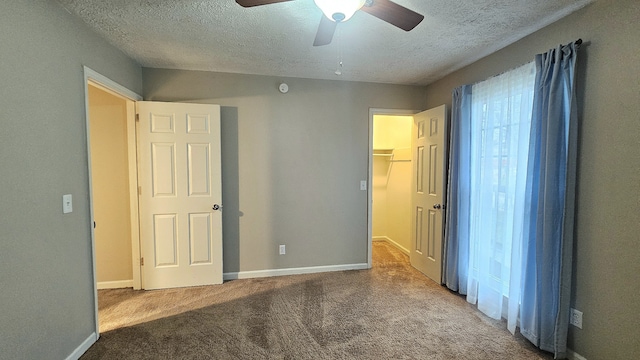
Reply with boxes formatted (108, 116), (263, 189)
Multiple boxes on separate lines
(65, 332), (96, 360)
(385, 237), (410, 255)
(373, 236), (410, 255)
(567, 348), (587, 360)
(223, 263), (369, 281)
(97, 280), (133, 289)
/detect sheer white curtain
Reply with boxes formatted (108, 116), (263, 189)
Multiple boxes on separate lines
(466, 62), (536, 333)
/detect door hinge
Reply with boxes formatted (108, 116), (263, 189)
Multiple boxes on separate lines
(135, 113), (140, 122)
(140, 257), (144, 266)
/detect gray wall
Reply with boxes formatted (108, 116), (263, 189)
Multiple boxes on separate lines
(424, 0), (640, 358)
(3, 0), (635, 358)
(143, 69), (426, 273)
(0, 1), (142, 359)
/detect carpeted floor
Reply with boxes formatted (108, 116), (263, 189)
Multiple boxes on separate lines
(82, 242), (552, 359)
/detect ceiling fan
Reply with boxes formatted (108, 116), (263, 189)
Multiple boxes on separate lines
(236, 0), (424, 46)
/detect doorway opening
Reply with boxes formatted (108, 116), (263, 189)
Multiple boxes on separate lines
(367, 109), (416, 267)
(371, 114), (414, 256)
(367, 106), (448, 284)
(88, 83), (138, 293)
(84, 67), (142, 337)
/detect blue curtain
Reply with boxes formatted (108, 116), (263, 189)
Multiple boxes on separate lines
(443, 85), (472, 294)
(520, 41), (580, 358)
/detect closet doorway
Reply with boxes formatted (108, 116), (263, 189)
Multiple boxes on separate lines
(369, 111), (415, 258)
(87, 82), (140, 292)
(367, 106), (447, 285)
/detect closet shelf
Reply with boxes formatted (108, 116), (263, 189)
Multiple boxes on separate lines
(373, 148), (394, 159)
(373, 147), (412, 162)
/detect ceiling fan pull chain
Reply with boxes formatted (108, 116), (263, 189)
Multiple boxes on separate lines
(335, 27), (343, 76)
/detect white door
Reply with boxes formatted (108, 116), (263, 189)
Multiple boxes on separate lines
(410, 105), (447, 284)
(137, 101), (223, 290)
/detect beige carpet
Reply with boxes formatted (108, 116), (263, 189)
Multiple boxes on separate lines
(82, 242), (552, 359)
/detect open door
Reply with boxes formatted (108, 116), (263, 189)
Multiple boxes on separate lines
(410, 105), (447, 284)
(137, 101), (223, 290)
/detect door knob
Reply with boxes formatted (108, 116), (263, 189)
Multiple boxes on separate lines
(212, 204), (222, 211)
(433, 204), (441, 209)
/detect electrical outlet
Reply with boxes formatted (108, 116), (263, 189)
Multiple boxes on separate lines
(279, 245), (286, 255)
(570, 308), (583, 329)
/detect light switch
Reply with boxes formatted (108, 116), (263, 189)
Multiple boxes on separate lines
(360, 180), (367, 191)
(63, 194), (73, 214)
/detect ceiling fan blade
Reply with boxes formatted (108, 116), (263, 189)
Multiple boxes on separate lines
(235, 0), (293, 7)
(361, 0), (424, 31)
(313, 16), (337, 46)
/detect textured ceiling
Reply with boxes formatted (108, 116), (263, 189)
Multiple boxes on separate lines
(57, 0), (592, 85)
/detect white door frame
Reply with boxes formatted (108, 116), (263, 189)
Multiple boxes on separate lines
(367, 108), (419, 268)
(83, 66), (142, 338)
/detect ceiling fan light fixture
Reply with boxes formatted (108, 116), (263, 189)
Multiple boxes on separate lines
(314, 0), (366, 22)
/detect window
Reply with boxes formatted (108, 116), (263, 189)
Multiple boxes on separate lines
(466, 62), (536, 319)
